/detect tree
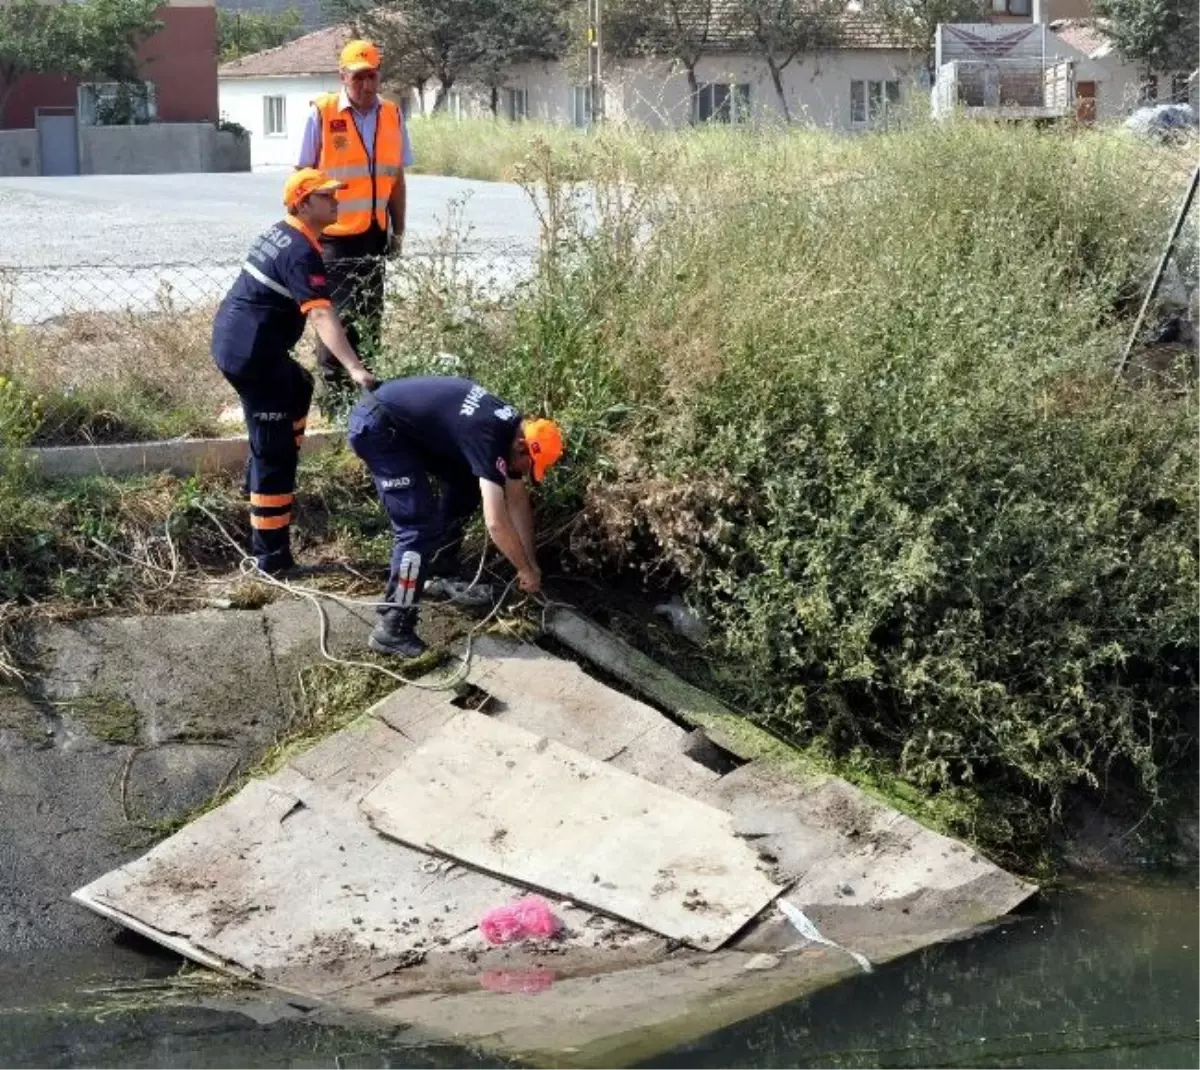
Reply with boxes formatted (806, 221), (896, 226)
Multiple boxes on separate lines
(218, 8), (305, 63)
(0, 0), (161, 126)
(605, 0), (717, 123)
(327, 0), (569, 113)
(1093, 0), (1198, 75)
(473, 0), (570, 116)
(732, 0), (844, 121)
(0, 0), (63, 126)
(871, 0), (986, 56)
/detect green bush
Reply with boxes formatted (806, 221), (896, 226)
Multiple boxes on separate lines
(470, 120), (1198, 857)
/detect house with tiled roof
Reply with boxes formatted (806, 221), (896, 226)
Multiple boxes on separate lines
(505, 14), (927, 131)
(218, 13), (928, 155)
(217, 26), (354, 168)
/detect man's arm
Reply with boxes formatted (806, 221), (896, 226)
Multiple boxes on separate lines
(307, 305), (376, 387)
(479, 479), (539, 592)
(387, 170), (406, 254)
(296, 107), (321, 168)
(504, 478), (538, 574)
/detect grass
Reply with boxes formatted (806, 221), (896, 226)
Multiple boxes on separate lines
(1, 115), (1197, 868)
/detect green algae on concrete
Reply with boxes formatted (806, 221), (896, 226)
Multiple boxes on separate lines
(63, 691), (141, 745)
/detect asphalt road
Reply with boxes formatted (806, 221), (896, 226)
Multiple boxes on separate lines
(0, 172), (540, 322)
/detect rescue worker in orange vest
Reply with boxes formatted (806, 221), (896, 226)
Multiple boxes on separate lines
(297, 39), (413, 412)
(211, 169), (378, 575)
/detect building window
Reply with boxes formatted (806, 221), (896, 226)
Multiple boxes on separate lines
(506, 88), (528, 122)
(1138, 73), (1158, 104)
(991, 0), (1031, 13)
(695, 83), (751, 123)
(263, 95), (286, 137)
(570, 85), (592, 128)
(850, 79), (900, 126)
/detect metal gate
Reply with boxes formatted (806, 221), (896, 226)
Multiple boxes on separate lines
(36, 108), (79, 176)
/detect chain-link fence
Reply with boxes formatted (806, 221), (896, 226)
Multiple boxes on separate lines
(0, 236), (542, 445)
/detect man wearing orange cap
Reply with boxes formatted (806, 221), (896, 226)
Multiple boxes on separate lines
(211, 169), (378, 576)
(297, 39), (413, 412)
(347, 376), (564, 657)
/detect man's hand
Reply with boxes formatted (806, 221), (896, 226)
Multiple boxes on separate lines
(350, 367), (379, 391)
(517, 566), (542, 595)
(386, 231), (404, 258)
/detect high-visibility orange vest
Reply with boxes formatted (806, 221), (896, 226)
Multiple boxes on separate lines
(313, 93), (404, 238)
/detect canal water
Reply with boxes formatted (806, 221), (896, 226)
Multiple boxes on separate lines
(1, 877), (1195, 1069)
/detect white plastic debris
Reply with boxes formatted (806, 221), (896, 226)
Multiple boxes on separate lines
(778, 898), (873, 973)
(652, 594), (709, 644)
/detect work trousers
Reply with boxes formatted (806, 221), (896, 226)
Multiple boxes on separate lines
(347, 398), (480, 618)
(315, 226), (387, 410)
(220, 357), (314, 572)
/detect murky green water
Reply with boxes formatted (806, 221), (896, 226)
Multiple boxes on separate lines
(642, 877), (1199, 1070)
(1, 878), (1195, 1069)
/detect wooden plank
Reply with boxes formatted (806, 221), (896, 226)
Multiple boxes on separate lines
(360, 711), (784, 951)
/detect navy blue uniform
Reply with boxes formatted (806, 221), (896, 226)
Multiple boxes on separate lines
(211, 217), (333, 572)
(348, 376), (521, 610)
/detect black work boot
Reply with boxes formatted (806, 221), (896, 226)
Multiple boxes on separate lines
(369, 608), (427, 659)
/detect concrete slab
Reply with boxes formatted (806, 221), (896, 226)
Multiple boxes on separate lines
(24, 431), (338, 481)
(68, 619), (1037, 1065)
(360, 710), (783, 950)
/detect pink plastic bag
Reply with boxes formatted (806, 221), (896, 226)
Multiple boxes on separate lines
(478, 895), (559, 945)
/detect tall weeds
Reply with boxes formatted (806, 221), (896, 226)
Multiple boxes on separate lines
(422, 120), (1196, 856)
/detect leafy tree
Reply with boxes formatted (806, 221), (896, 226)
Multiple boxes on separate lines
(732, 0), (844, 121)
(218, 7), (305, 63)
(0, 0), (161, 126)
(0, 0), (63, 125)
(605, 0), (717, 122)
(1093, 0), (1198, 74)
(871, 0), (986, 56)
(327, 0), (569, 112)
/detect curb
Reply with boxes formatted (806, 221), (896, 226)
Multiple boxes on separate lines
(23, 430), (341, 480)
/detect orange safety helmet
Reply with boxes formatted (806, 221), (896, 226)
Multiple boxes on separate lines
(522, 418), (564, 483)
(339, 39), (381, 72)
(283, 167), (345, 210)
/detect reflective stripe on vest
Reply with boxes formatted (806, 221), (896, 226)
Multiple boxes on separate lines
(243, 261), (292, 300)
(314, 94), (404, 238)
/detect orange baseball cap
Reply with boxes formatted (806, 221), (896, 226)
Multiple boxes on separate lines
(283, 168), (344, 210)
(339, 39), (381, 72)
(522, 418), (564, 483)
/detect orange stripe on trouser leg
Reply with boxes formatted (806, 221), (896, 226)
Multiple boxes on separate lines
(251, 513), (292, 530)
(249, 492), (294, 508)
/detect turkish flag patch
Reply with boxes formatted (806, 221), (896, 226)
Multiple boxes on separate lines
(330, 118), (348, 132)
(309, 274), (327, 288)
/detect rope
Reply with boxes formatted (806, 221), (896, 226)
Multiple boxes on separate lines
(193, 503), (516, 692)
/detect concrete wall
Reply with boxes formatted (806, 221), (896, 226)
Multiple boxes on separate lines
(0, 129), (39, 177)
(76, 123), (249, 174)
(218, 74), (340, 168)
(477, 50), (925, 132)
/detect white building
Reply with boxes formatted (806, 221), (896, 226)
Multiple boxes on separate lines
(498, 19), (924, 131)
(217, 26), (348, 169)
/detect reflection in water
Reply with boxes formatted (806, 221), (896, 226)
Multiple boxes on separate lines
(1, 879), (1195, 1069)
(642, 878), (1199, 1070)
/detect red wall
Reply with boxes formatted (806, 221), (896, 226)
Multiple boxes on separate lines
(1, 5), (217, 130)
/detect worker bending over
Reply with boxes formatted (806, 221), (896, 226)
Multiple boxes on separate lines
(211, 168), (377, 575)
(348, 376), (564, 657)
